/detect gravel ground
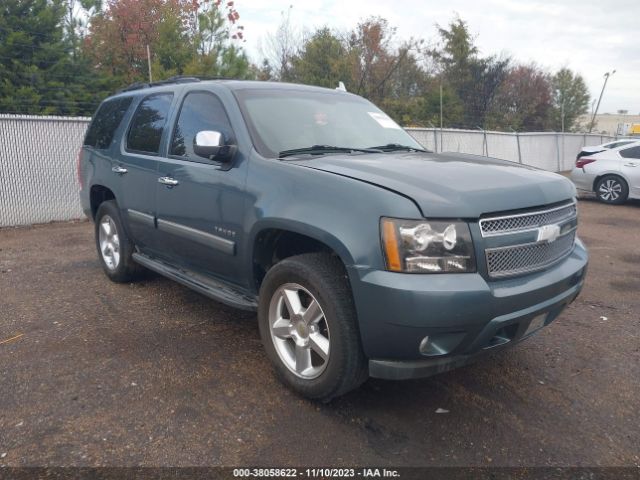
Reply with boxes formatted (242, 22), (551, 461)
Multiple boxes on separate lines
(0, 198), (638, 467)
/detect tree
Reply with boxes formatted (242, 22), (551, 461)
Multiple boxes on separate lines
(291, 27), (352, 88)
(182, 1), (251, 79)
(488, 64), (552, 131)
(260, 6), (300, 82)
(550, 68), (590, 132)
(348, 17), (416, 103)
(62, 0), (102, 54)
(0, 0), (95, 115)
(84, 0), (250, 85)
(431, 16), (511, 129)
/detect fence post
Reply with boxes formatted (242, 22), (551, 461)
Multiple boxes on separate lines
(485, 130), (489, 157)
(555, 132), (561, 172)
(561, 132), (565, 171)
(476, 126), (487, 156)
(516, 132), (522, 163)
(510, 128), (522, 163)
(427, 123), (439, 152)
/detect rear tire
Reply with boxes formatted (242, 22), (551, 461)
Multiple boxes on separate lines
(94, 200), (142, 283)
(258, 253), (368, 402)
(595, 175), (628, 205)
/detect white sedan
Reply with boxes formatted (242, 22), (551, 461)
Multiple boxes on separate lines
(570, 141), (640, 204)
(576, 139), (637, 160)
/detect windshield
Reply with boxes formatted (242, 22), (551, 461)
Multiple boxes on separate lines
(235, 88), (423, 158)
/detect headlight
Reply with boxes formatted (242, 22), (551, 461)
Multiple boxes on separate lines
(381, 218), (476, 273)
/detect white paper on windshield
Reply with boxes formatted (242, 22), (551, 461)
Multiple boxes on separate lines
(368, 112), (401, 129)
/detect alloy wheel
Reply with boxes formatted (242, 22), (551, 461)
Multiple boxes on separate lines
(98, 215), (121, 270)
(268, 283), (330, 379)
(598, 179), (622, 202)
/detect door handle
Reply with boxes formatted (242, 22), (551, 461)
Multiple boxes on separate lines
(624, 163), (637, 167)
(111, 165), (128, 174)
(158, 176), (179, 186)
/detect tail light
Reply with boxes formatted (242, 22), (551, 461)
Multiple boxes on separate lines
(576, 157), (596, 169)
(76, 149), (83, 189)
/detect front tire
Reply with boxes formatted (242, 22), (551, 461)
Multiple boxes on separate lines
(258, 253), (368, 401)
(94, 200), (142, 283)
(596, 175), (628, 205)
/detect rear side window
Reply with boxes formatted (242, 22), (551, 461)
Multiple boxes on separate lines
(126, 93), (173, 155)
(84, 97), (133, 149)
(620, 146), (640, 159)
(606, 141), (633, 149)
(170, 91), (234, 160)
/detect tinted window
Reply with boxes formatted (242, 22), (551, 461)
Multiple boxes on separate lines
(620, 146), (640, 159)
(170, 92), (233, 159)
(127, 93), (173, 155)
(606, 141), (633, 149)
(84, 97), (133, 149)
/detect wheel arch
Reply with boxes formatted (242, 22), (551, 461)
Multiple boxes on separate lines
(592, 172), (629, 192)
(249, 219), (356, 293)
(90, 184), (116, 220)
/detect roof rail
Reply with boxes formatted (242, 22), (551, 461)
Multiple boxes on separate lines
(118, 75), (236, 93)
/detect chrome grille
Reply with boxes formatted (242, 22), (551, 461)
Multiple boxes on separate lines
(486, 231), (576, 278)
(480, 202), (577, 236)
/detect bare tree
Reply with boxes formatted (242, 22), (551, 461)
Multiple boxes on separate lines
(259, 6), (301, 81)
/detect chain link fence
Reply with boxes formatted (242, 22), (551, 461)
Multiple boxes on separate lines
(406, 128), (615, 172)
(0, 115), (618, 227)
(0, 114), (90, 227)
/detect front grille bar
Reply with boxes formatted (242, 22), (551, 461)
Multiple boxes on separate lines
(479, 201), (577, 237)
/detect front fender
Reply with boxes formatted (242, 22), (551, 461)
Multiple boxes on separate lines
(242, 154), (422, 292)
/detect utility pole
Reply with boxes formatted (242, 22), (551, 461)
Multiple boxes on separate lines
(589, 70), (615, 133)
(146, 44), (153, 84)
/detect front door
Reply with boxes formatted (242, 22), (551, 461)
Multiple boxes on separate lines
(619, 145), (640, 197)
(154, 90), (248, 286)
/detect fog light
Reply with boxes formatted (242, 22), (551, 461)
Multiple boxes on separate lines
(419, 333), (465, 357)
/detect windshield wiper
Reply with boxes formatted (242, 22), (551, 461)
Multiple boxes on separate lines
(278, 145), (383, 159)
(366, 143), (427, 153)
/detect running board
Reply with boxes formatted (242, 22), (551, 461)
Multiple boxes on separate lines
(132, 253), (258, 311)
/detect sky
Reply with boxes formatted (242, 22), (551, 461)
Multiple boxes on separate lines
(237, 0), (640, 115)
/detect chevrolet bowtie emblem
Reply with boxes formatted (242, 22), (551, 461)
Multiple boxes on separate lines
(537, 224), (561, 243)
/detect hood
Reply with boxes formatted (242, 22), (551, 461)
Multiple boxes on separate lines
(290, 152), (576, 218)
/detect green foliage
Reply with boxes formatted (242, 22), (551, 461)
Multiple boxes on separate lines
(550, 68), (590, 131)
(85, 0), (251, 86)
(486, 64), (552, 131)
(433, 17), (511, 128)
(0, 0), (67, 114)
(0, 4), (591, 129)
(291, 28), (352, 88)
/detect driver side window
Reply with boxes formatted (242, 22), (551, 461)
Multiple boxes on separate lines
(170, 91), (234, 161)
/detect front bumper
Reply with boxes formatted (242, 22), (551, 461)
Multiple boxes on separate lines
(348, 239), (588, 380)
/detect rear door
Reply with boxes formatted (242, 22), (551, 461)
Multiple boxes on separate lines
(154, 90), (248, 286)
(619, 145), (640, 197)
(117, 92), (174, 253)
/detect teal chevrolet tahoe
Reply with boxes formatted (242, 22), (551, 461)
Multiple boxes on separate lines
(79, 77), (588, 401)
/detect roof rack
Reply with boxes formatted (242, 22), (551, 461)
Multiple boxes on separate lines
(118, 75), (235, 93)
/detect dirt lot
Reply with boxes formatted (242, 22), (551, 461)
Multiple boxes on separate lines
(0, 198), (638, 467)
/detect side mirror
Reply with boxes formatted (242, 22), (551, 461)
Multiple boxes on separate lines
(193, 130), (236, 162)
